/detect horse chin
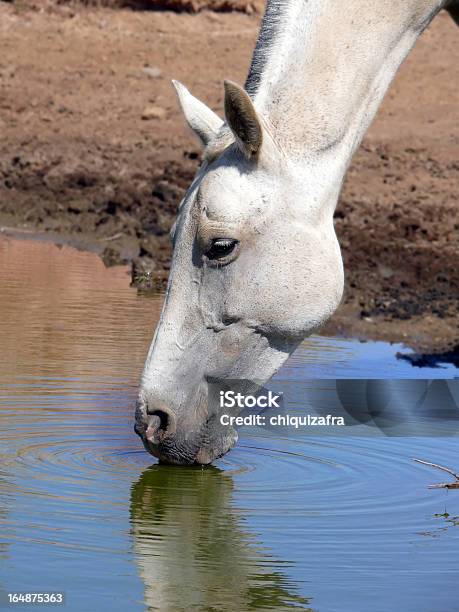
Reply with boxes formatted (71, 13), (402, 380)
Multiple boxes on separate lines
(194, 432), (238, 465)
(141, 428), (238, 466)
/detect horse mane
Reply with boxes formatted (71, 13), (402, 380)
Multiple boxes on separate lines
(245, 0), (289, 97)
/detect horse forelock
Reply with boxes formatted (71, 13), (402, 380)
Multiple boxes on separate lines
(203, 126), (236, 163)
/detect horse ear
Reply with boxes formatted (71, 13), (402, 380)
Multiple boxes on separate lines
(172, 80), (224, 147)
(223, 80), (263, 158)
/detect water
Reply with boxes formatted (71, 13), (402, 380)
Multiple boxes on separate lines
(0, 236), (458, 612)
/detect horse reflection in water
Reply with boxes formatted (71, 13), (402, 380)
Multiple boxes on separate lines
(130, 467), (312, 611)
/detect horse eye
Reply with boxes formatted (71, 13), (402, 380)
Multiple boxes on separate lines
(205, 238), (238, 261)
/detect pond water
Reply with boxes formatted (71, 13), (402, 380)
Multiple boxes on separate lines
(0, 236), (458, 612)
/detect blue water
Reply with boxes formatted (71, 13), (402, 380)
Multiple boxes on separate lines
(289, 335), (457, 378)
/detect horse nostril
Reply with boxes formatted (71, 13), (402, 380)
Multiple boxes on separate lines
(145, 408), (176, 444)
(151, 409), (169, 431)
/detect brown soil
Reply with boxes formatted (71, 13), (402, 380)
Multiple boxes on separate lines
(0, 3), (458, 354)
(11, 0), (261, 14)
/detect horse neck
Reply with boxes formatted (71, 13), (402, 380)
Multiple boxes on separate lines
(246, 0), (445, 170)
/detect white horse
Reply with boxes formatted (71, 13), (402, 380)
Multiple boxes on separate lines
(135, 0), (458, 464)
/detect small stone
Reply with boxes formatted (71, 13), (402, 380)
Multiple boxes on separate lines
(142, 65), (162, 79)
(101, 246), (126, 268)
(378, 264), (394, 279)
(206, 12), (221, 22)
(141, 106), (167, 120)
(131, 258), (168, 291)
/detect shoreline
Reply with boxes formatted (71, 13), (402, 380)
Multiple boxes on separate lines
(1, 225), (457, 361)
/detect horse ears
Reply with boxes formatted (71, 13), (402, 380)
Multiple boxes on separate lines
(172, 79), (264, 159)
(172, 80), (224, 147)
(223, 80), (262, 158)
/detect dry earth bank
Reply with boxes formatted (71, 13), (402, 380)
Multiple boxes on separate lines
(0, 3), (458, 354)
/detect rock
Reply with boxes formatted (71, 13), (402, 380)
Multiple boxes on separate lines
(142, 65), (162, 79)
(101, 246), (127, 267)
(131, 257), (168, 291)
(378, 264), (394, 279)
(141, 106), (167, 121)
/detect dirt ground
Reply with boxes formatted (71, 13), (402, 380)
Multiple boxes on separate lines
(0, 2), (458, 355)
